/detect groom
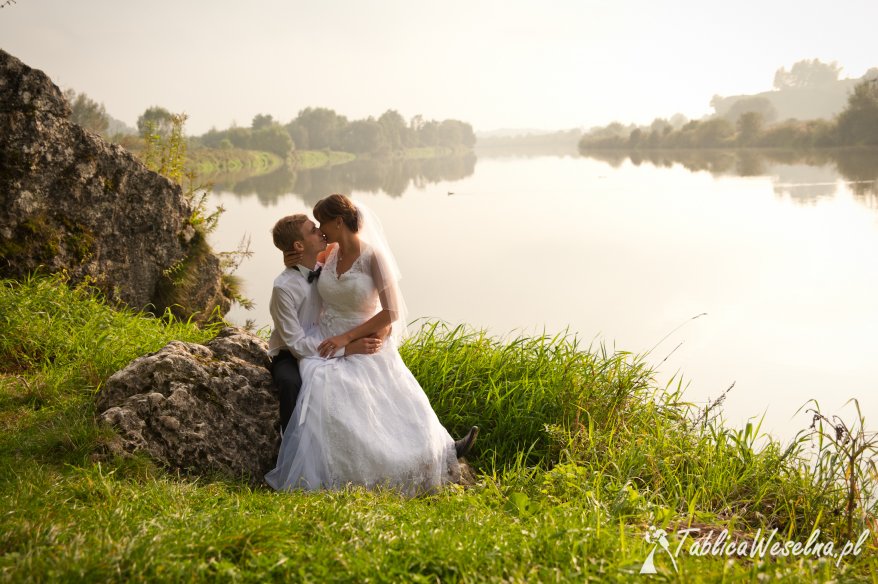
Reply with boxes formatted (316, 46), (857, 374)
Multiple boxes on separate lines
(267, 214), (383, 432)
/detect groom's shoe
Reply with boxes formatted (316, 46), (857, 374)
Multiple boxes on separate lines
(454, 426), (479, 459)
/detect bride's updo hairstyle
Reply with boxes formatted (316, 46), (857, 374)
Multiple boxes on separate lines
(313, 194), (361, 233)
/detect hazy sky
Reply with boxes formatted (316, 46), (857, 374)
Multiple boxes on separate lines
(1, 0), (875, 134)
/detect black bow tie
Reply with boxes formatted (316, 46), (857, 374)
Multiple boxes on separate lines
(307, 266), (322, 283)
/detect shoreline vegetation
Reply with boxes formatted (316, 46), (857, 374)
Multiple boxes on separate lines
(127, 105), (477, 175)
(1, 275), (876, 581)
(128, 143), (468, 187)
(186, 145), (468, 178)
(579, 76), (878, 154)
(78, 101), (478, 188)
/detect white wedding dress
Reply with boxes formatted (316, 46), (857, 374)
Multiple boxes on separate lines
(265, 244), (460, 496)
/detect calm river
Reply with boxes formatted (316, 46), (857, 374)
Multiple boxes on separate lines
(208, 148), (878, 442)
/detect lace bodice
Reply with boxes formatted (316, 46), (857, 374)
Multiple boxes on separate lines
(317, 244), (380, 337)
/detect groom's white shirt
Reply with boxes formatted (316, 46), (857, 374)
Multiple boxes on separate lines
(267, 264), (324, 359)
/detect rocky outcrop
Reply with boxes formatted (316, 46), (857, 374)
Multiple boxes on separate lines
(0, 49), (229, 321)
(96, 328), (280, 482)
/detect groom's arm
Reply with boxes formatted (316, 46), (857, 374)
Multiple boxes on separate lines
(271, 285), (365, 359)
(269, 285), (326, 359)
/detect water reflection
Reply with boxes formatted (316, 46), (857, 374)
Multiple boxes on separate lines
(580, 149), (878, 208)
(210, 153), (476, 206)
(474, 143), (582, 159)
(772, 165), (839, 204)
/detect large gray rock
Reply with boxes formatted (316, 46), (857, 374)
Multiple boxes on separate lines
(0, 48), (229, 321)
(96, 328), (279, 482)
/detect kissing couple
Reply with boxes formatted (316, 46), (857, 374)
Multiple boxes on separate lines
(264, 194), (478, 496)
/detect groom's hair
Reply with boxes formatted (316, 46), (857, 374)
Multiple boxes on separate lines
(271, 214), (308, 251)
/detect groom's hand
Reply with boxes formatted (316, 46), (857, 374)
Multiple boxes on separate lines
(345, 337), (383, 356)
(283, 249), (303, 268)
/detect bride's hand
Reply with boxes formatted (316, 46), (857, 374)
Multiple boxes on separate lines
(283, 249), (303, 268)
(346, 336), (382, 355)
(318, 334), (349, 358)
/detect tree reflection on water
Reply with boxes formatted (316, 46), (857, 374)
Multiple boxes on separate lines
(210, 153), (477, 206)
(580, 148), (878, 208)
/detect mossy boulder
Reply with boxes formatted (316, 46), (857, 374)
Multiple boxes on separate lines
(96, 328), (279, 483)
(0, 48), (229, 321)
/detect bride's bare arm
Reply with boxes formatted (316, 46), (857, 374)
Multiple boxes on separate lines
(317, 310), (392, 357)
(317, 253), (399, 357)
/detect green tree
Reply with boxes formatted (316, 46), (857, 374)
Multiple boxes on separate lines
(436, 119), (462, 148)
(417, 120), (439, 147)
(378, 109), (408, 151)
(250, 124), (294, 157)
(669, 113), (689, 129)
(137, 106), (174, 138)
(720, 96), (778, 125)
(285, 121), (310, 150)
(63, 89), (110, 135)
(251, 114), (274, 130)
(225, 127), (252, 150)
(340, 119), (387, 154)
(440, 119), (476, 148)
(774, 59), (842, 90)
(293, 107), (348, 150)
(693, 118), (735, 147)
(199, 127), (227, 149)
(736, 112), (764, 146)
(628, 128), (643, 148)
(835, 79), (878, 145)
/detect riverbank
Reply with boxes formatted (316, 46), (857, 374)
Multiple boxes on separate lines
(1, 275), (875, 581)
(291, 149), (357, 169)
(187, 147), (284, 175)
(167, 145), (473, 183)
(290, 146), (467, 169)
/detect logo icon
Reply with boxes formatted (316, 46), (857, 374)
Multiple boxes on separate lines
(640, 526), (678, 574)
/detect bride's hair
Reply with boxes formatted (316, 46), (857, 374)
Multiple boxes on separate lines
(313, 194), (361, 232)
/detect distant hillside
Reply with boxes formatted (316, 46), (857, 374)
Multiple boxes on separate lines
(711, 60), (878, 122)
(711, 80), (862, 122)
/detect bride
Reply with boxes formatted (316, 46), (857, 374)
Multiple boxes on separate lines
(265, 194), (477, 496)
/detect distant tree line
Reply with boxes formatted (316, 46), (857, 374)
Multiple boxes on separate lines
(580, 60), (878, 151)
(188, 108), (475, 159)
(63, 89), (136, 138)
(60, 89), (475, 161)
(64, 89), (109, 135)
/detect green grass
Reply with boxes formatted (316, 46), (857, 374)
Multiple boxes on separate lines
(399, 146), (457, 159)
(187, 148), (284, 177)
(1, 276), (876, 582)
(292, 150), (357, 169)
(290, 147), (462, 169)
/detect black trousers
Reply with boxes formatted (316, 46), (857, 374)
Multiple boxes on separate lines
(270, 350), (302, 433)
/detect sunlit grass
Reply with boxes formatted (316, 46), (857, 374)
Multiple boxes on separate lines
(187, 147), (283, 177)
(400, 146), (456, 159)
(1, 275), (875, 581)
(292, 150), (357, 169)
